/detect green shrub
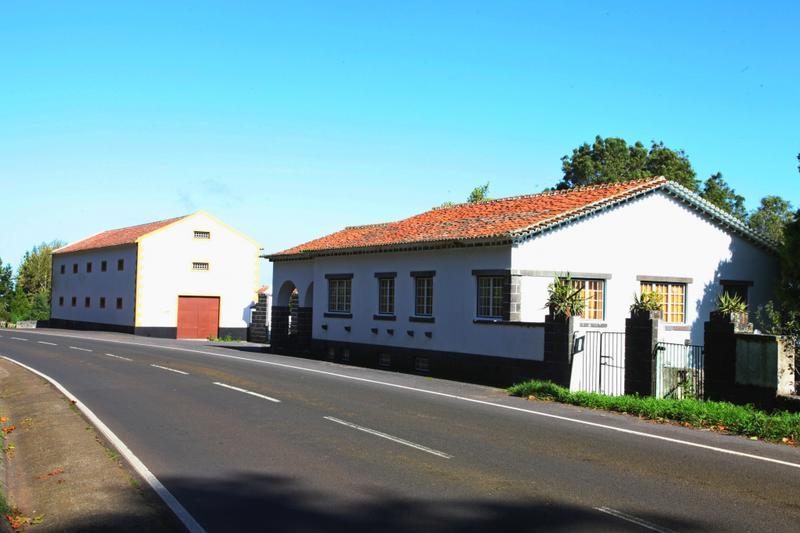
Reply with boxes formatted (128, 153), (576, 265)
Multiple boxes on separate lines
(546, 275), (584, 318)
(508, 379), (800, 443)
(630, 291), (662, 313)
(717, 291), (747, 314)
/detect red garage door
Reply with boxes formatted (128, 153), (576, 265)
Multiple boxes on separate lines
(177, 296), (220, 339)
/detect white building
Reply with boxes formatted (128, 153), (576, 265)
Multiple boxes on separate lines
(266, 177), (779, 385)
(51, 211), (260, 339)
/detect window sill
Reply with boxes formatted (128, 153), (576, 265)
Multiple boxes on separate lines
(324, 312), (352, 319)
(665, 324), (691, 331)
(409, 316), (435, 323)
(473, 318), (545, 327)
(373, 314), (396, 321)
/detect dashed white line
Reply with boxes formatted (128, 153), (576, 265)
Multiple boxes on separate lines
(150, 364), (188, 375)
(324, 416), (453, 459)
(595, 507), (675, 533)
(212, 382), (280, 403)
(37, 341), (58, 346)
(69, 346), (92, 352)
(105, 353), (132, 361)
(10, 337), (27, 341)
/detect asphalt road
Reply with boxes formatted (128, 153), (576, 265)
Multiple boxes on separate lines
(1, 329), (799, 532)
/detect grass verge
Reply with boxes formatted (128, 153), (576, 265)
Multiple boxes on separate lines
(508, 379), (800, 444)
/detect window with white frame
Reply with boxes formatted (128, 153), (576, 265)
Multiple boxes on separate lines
(328, 278), (352, 313)
(477, 276), (505, 318)
(572, 279), (605, 320)
(378, 277), (395, 315)
(640, 281), (686, 323)
(414, 276), (433, 316)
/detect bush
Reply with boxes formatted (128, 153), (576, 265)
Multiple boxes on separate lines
(630, 291), (661, 313)
(546, 275), (583, 318)
(508, 379), (800, 443)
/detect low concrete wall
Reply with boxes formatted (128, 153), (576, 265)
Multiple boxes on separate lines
(735, 334), (795, 396)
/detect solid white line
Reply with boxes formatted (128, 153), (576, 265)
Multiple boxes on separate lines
(324, 416), (452, 459)
(150, 364), (189, 375)
(10, 337), (27, 341)
(212, 382), (280, 403)
(595, 506), (675, 533)
(12, 331), (800, 470)
(0, 355), (205, 533)
(37, 341), (57, 346)
(105, 353), (132, 362)
(69, 346), (92, 352)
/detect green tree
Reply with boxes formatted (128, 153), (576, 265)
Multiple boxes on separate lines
(0, 258), (13, 321)
(699, 172), (747, 219)
(557, 136), (699, 191)
(9, 285), (31, 322)
(748, 196), (794, 244)
(17, 240), (64, 297)
(779, 209), (800, 311)
(467, 182), (491, 203)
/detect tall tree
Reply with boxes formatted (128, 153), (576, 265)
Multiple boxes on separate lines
(0, 258), (13, 321)
(748, 196), (794, 244)
(699, 172), (747, 220)
(557, 136), (698, 191)
(16, 240), (64, 297)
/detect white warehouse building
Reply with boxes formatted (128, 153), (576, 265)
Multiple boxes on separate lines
(50, 211), (260, 339)
(266, 177), (779, 386)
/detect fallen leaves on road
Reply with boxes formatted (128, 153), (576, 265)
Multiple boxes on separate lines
(2, 425), (16, 435)
(37, 466), (64, 480)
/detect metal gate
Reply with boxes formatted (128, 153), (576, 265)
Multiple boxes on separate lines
(572, 331), (625, 396)
(654, 342), (704, 400)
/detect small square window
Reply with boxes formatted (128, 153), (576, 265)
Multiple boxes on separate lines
(101, 260), (107, 272)
(71, 297), (77, 307)
(341, 348), (351, 362)
(414, 356), (430, 373)
(378, 352), (392, 367)
(116, 297), (123, 310)
(192, 262), (210, 271)
(327, 346), (337, 360)
(84, 297), (91, 308)
(72, 264), (78, 274)
(194, 230), (211, 239)
(58, 296), (64, 307)
(99, 297), (106, 309)
(86, 262), (92, 273)
(60, 265), (65, 274)
(117, 259), (124, 271)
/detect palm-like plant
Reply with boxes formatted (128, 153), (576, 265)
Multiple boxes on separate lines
(546, 275), (584, 318)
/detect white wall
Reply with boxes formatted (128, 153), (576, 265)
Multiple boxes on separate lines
(135, 212), (260, 330)
(51, 246), (137, 326)
(512, 191), (780, 344)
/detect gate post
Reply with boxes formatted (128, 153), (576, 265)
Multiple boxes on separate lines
(543, 314), (575, 387)
(624, 310), (662, 396)
(247, 291), (269, 344)
(295, 307), (313, 353)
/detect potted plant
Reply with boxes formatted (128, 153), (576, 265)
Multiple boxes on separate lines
(629, 291), (663, 320)
(712, 292), (749, 327)
(546, 274), (584, 319)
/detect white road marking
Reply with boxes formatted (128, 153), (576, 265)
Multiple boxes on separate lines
(11, 337), (27, 341)
(212, 382), (280, 403)
(150, 364), (188, 375)
(11, 330), (800, 471)
(105, 353), (132, 361)
(595, 506), (675, 533)
(324, 416), (452, 459)
(69, 346), (92, 352)
(37, 341), (58, 346)
(0, 355), (205, 533)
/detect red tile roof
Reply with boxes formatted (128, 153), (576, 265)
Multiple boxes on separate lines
(270, 177), (668, 258)
(54, 215), (189, 254)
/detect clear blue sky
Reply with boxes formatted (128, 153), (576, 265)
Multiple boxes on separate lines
(2, 1), (798, 285)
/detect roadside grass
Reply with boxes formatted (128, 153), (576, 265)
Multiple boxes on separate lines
(207, 335), (240, 343)
(508, 379), (800, 444)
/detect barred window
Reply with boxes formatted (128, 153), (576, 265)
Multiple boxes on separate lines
(378, 277), (395, 315)
(99, 297), (106, 309)
(477, 276), (504, 318)
(414, 277), (433, 317)
(85, 297), (91, 308)
(640, 281), (686, 323)
(192, 262), (210, 271)
(194, 230), (211, 239)
(328, 279), (352, 313)
(572, 279), (605, 320)
(101, 260), (107, 272)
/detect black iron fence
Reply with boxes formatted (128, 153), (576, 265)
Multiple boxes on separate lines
(654, 342), (704, 400)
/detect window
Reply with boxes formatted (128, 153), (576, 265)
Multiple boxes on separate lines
(101, 260), (107, 272)
(378, 277), (395, 315)
(477, 276), (505, 318)
(414, 276), (433, 316)
(572, 279), (605, 320)
(721, 281), (751, 305)
(328, 279), (352, 313)
(58, 296), (64, 307)
(116, 297), (123, 310)
(71, 297), (77, 307)
(192, 262), (210, 271)
(86, 262), (92, 273)
(84, 297), (91, 308)
(640, 281), (686, 323)
(60, 265), (65, 274)
(117, 259), (124, 271)
(72, 263), (78, 274)
(378, 352), (392, 367)
(194, 230), (211, 239)
(99, 297), (106, 309)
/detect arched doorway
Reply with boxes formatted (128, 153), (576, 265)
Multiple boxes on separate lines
(271, 280), (297, 351)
